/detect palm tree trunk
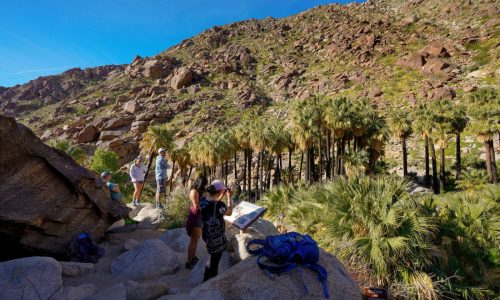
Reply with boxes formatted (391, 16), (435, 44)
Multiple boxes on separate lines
(331, 131), (336, 178)
(489, 140), (497, 184)
(248, 149), (253, 200)
(169, 159), (176, 195)
(255, 152), (261, 201)
(140, 148), (156, 200)
(335, 140), (341, 176)
(299, 151), (304, 181)
(402, 136), (408, 177)
(225, 160), (229, 186)
(319, 135), (323, 182)
(455, 133), (461, 178)
(485, 140), (493, 183)
(243, 150), (247, 193)
(186, 165), (193, 186)
(440, 147), (445, 193)
(267, 155), (274, 189)
(234, 152), (238, 180)
(288, 150), (293, 185)
(340, 138), (346, 176)
(430, 138), (439, 194)
(424, 136), (430, 188)
(326, 131), (331, 180)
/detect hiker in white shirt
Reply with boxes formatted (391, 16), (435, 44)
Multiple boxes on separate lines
(130, 156), (146, 206)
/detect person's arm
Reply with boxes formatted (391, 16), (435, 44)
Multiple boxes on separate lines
(224, 190), (234, 216)
(112, 184), (120, 192)
(190, 189), (200, 211)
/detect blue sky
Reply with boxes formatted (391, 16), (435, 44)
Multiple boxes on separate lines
(0, 0), (358, 87)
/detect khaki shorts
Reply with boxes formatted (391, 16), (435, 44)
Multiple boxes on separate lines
(156, 178), (167, 193)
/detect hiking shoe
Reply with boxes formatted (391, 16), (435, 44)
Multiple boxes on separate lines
(192, 256), (199, 265)
(132, 200), (138, 206)
(156, 204), (164, 209)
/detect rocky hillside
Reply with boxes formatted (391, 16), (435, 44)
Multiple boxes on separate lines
(0, 0), (498, 163)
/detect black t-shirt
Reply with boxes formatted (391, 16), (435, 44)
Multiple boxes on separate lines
(201, 200), (227, 254)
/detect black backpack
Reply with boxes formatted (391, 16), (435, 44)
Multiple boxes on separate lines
(69, 232), (105, 263)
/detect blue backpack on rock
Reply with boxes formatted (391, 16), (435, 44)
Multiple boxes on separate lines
(246, 232), (330, 298)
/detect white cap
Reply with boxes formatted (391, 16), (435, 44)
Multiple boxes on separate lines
(158, 147), (166, 153)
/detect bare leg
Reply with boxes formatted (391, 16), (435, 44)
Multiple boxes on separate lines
(188, 227), (201, 263)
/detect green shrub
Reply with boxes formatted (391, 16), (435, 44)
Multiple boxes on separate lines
(51, 139), (87, 165)
(162, 186), (191, 230)
(89, 149), (119, 173)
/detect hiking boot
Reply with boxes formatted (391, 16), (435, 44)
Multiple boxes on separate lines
(156, 203), (164, 209)
(132, 200), (138, 206)
(185, 256), (199, 269)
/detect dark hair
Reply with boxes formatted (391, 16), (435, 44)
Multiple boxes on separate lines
(205, 184), (220, 195)
(191, 176), (208, 194)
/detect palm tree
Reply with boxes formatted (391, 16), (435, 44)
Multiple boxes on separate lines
(248, 118), (268, 199)
(415, 103), (436, 191)
(140, 124), (176, 185)
(429, 99), (454, 193)
(291, 98), (322, 183)
(467, 88), (499, 184)
(235, 120), (253, 198)
(322, 175), (436, 297)
(449, 103), (469, 178)
(266, 121), (289, 186)
(388, 108), (413, 177)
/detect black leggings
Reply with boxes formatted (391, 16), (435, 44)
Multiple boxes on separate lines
(203, 251), (223, 282)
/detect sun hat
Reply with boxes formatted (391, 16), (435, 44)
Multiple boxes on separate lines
(211, 180), (226, 191)
(101, 171), (111, 179)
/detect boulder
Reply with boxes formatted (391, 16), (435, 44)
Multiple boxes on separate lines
(429, 87), (456, 100)
(126, 281), (170, 300)
(123, 238), (140, 251)
(111, 239), (181, 279)
(0, 256), (64, 300)
(159, 228), (208, 257)
(63, 284), (96, 300)
(99, 130), (124, 141)
(60, 261), (96, 277)
(422, 58), (449, 74)
(142, 60), (168, 79)
(227, 218), (279, 262)
(77, 124), (99, 143)
(133, 205), (167, 226)
(421, 43), (450, 58)
(397, 54), (426, 69)
(188, 249), (360, 300)
(87, 283), (126, 300)
(102, 116), (134, 131)
(0, 116), (129, 259)
(171, 67), (194, 90)
(123, 100), (140, 114)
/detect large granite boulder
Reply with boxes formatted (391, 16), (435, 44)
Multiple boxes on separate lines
(0, 116), (130, 259)
(0, 256), (64, 300)
(111, 239), (181, 280)
(188, 249), (360, 300)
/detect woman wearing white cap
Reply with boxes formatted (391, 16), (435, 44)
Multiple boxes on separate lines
(201, 180), (233, 282)
(129, 156), (146, 206)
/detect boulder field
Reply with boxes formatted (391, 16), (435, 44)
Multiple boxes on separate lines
(0, 214), (361, 299)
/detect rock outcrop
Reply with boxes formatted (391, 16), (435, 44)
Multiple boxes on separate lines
(0, 115), (130, 259)
(188, 249), (360, 300)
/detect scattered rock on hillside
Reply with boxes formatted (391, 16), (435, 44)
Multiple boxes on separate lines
(142, 60), (169, 79)
(111, 239), (181, 280)
(188, 249), (359, 300)
(0, 257), (64, 300)
(171, 67), (194, 90)
(123, 100), (140, 114)
(126, 281), (170, 300)
(77, 124), (99, 143)
(87, 282), (126, 300)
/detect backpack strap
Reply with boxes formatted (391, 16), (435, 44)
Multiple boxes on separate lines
(256, 254), (298, 274)
(303, 263), (330, 299)
(246, 239), (266, 255)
